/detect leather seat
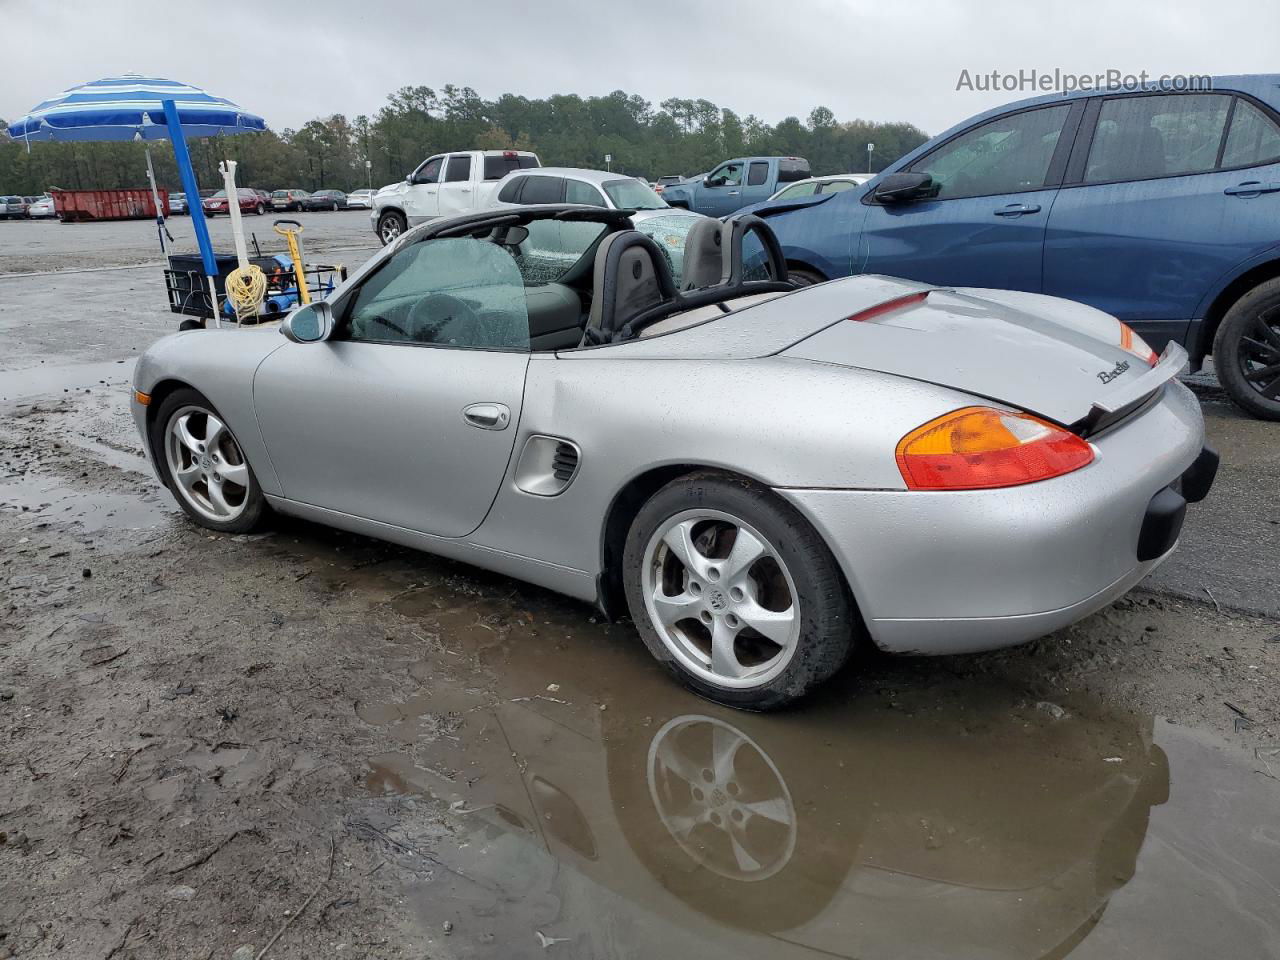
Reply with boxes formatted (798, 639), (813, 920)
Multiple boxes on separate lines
(583, 231), (677, 343)
(679, 218), (730, 291)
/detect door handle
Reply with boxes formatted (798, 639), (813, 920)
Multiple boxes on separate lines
(462, 402), (510, 430)
(460, 187), (472, 192)
(728, 191), (740, 196)
(994, 203), (1042, 217)
(1224, 181), (1280, 197)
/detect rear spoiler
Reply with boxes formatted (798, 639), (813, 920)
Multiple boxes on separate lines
(1075, 341), (1188, 436)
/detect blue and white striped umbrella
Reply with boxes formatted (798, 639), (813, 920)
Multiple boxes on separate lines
(6, 73), (266, 142)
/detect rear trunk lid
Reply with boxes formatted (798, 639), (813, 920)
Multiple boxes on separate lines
(782, 279), (1183, 427)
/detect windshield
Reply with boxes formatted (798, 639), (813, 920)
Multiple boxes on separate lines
(209, 190), (226, 199)
(602, 179), (666, 211)
(631, 214), (700, 286)
(510, 219), (610, 284)
(272, 190), (288, 198)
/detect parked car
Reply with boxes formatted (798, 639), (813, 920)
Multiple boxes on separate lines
(653, 175), (685, 194)
(26, 195), (56, 218)
(371, 149), (541, 244)
(759, 75), (1280, 420)
(771, 173), (873, 201)
(271, 189), (310, 212)
(0, 196), (29, 219)
(492, 167), (708, 279)
(345, 188), (375, 209)
(659, 157), (811, 216)
(169, 192), (187, 215)
(304, 189), (347, 211)
(203, 188), (267, 217)
(130, 207), (1215, 709)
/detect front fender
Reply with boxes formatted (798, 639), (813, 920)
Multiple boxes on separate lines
(134, 330), (287, 496)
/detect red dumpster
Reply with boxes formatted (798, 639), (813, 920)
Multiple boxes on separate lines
(52, 188), (169, 223)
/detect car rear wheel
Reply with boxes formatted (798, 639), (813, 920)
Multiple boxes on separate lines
(378, 210), (407, 245)
(623, 472), (854, 710)
(151, 388), (267, 534)
(1213, 277), (1280, 421)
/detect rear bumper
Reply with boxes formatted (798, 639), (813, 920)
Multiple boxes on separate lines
(779, 381), (1210, 655)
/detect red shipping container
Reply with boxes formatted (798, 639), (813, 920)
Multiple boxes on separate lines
(52, 188), (169, 222)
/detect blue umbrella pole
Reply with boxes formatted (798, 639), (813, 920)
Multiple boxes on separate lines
(162, 98), (221, 328)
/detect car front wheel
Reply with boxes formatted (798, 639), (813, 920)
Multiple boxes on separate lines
(1214, 277), (1280, 420)
(151, 388), (267, 534)
(377, 210), (407, 245)
(623, 472), (854, 709)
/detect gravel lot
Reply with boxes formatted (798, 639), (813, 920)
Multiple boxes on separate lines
(0, 214), (1277, 960)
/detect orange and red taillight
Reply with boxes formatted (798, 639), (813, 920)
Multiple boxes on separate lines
(1120, 322), (1159, 367)
(896, 407), (1094, 491)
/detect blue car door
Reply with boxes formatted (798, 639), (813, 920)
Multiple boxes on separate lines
(739, 159), (774, 208)
(854, 103), (1082, 292)
(1044, 91), (1280, 352)
(700, 159), (747, 217)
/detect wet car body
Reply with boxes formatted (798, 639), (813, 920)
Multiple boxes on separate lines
(129, 206), (1214, 706)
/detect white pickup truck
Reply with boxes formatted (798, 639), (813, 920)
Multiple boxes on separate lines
(370, 149), (541, 244)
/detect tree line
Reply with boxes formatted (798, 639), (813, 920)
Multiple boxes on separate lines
(0, 85), (929, 196)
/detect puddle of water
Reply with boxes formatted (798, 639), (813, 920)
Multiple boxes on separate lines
(355, 591), (1280, 960)
(0, 359), (134, 402)
(0, 472), (172, 531)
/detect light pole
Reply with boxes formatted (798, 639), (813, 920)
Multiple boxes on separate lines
(365, 158), (372, 192)
(866, 142), (874, 174)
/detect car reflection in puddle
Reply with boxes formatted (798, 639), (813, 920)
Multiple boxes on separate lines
(357, 596), (1188, 960)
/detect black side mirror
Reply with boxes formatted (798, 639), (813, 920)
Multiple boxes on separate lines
(873, 172), (938, 204)
(705, 176), (724, 187)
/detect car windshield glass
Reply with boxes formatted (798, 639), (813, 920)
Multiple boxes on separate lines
(209, 190), (226, 199)
(602, 179), (666, 210)
(272, 191), (288, 198)
(510, 219), (610, 283)
(631, 214), (700, 287)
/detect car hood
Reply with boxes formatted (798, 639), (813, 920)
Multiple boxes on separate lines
(782, 278), (1183, 426)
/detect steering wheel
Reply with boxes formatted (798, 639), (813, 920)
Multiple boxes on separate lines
(405, 293), (483, 344)
(365, 314), (411, 339)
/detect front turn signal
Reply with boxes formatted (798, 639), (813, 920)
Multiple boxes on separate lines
(896, 406), (1094, 491)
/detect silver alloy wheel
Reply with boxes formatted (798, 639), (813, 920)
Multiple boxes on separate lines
(379, 214), (402, 243)
(164, 404), (251, 523)
(641, 509), (801, 689)
(648, 715), (797, 881)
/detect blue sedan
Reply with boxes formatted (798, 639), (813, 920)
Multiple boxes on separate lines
(759, 74), (1280, 420)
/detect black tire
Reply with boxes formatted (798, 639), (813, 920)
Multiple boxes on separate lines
(377, 209), (407, 246)
(149, 387), (268, 535)
(788, 267), (826, 287)
(622, 471), (855, 710)
(255, 203), (266, 215)
(1212, 277), (1280, 420)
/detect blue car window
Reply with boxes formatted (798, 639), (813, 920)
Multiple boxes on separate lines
(1221, 99), (1280, 169)
(1084, 94), (1231, 183)
(909, 105), (1071, 199)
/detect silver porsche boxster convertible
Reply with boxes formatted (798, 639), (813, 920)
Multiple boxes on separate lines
(131, 206), (1217, 708)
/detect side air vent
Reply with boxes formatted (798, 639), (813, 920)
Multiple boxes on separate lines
(552, 443), (579, 482)
(513, 436), (582, 497)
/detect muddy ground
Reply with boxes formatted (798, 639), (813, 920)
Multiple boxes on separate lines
(0, 220), (1278, 960)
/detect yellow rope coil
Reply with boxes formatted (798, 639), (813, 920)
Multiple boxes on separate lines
(225, 264), (268, 320)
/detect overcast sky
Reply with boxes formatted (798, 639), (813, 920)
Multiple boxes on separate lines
(4, 0), (1278, 136)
